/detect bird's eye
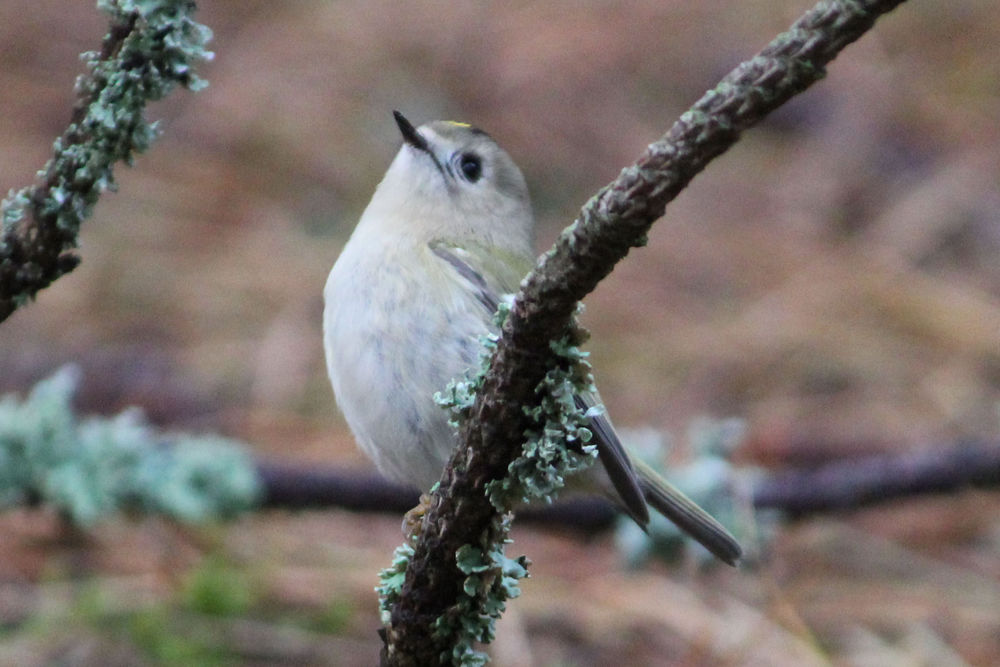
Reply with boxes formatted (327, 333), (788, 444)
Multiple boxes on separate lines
(458, 153), (482, 182)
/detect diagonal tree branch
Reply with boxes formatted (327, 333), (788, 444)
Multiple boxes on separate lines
(0, 0), (212, 323)
(385, 0), (908, 664)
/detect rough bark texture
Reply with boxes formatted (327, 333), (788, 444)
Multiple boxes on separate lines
(0, 1), (210, 323)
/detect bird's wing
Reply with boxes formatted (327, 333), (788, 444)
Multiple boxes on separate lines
(430, 242), (502, 314)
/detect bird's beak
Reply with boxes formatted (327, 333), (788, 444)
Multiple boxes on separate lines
(393, 111), (430, 152)
(393, 110), (448, 180)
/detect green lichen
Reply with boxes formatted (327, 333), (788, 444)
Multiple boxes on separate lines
(432, 516), (529, 666)
(486, 329), (599, 510)
(437, 301), (599, 512)
(434, 299), (512, 427)
(377, 543), (415, 625)
(419, 304), (598, 664)
(0, 366), (261, 526)
(3, 0), (212, 233)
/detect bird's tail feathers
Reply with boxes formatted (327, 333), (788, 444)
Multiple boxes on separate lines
(634, 459), (743, 566)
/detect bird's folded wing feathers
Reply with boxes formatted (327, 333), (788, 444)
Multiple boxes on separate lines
(574, 393), (650, 526)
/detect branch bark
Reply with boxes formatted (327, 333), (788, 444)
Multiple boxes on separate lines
(753, 441), (1000, 516)
(384, 0), (908, 663)
(0, 0), (211, 323)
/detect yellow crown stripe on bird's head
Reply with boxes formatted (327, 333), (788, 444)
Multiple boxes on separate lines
(438, 119), (490, 139)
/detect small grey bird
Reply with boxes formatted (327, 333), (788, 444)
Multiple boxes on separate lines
(323, 112), (741, 565)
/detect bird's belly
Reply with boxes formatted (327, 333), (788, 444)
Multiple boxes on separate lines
(324, 263), (486, 490)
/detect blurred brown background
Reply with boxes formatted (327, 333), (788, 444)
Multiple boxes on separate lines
(2, 1), (999, 664)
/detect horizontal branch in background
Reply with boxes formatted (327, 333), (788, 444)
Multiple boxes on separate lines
(752, 441), (1000, 516)
(3, 368), (997, 532)
(255, 440), (1000, 526)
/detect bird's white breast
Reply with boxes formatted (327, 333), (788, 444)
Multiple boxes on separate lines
(323, 227), (489, 490)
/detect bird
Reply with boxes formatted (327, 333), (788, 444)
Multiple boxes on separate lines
(323, 111), (742, 565)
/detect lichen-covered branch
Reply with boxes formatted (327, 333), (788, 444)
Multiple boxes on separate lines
(0, 367), (261, 526)
(0, 0), (212, 323)
(383, 0), (909, 664)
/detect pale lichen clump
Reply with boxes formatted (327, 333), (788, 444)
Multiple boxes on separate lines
(0, 366), (261, 525)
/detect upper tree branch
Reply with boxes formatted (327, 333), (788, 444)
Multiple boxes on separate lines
(0, 0), (212, 323)
(385, 0), (908, 664)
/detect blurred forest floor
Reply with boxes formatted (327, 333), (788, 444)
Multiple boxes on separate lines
(2, 1), (1000, 665)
